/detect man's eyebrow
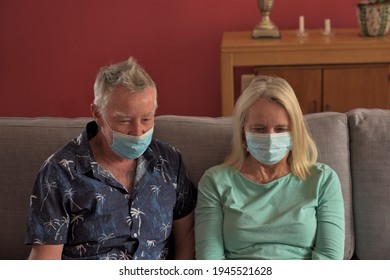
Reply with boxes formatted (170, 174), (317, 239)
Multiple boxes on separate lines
(143, 112), (155, 117)
(111, 111), (130, 118)
(111, 111), (155, 118)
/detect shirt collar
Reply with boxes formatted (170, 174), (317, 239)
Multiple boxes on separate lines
(74, 121), (158, 178)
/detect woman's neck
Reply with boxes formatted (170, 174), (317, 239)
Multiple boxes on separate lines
(240, 155), (291, 184)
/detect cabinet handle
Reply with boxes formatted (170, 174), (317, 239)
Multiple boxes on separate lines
(325, 104), (331, 111)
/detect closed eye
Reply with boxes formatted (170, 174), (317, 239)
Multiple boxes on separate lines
(275, 127), (289, 133)
(251, 127), (266, 133)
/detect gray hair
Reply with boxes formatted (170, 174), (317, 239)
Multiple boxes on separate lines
(93, 57), (157, 112)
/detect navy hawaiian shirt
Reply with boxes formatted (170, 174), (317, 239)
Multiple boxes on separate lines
(25, 121), (197, 260)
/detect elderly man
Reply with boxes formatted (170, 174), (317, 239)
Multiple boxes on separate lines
(25, 57), (197, 260)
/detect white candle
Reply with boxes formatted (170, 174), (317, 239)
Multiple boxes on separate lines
(299, 16), (305, 33)
(325, 18), (331, 34)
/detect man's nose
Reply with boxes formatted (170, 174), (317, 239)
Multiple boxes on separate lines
(128, 122), (144, 136)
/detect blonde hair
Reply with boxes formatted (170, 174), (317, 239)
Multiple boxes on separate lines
(224, 75), (318, 180)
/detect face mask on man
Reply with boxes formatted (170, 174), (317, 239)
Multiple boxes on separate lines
(103, 118), (154, 160)
(245, 132), (292, 165)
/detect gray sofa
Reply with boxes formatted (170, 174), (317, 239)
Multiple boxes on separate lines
(1, 108), (389, 260)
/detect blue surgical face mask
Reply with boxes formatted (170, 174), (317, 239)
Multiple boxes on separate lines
(245, 132), (292, 165)
(103, 119), (154, 160)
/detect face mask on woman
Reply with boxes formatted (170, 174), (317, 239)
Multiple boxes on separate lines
(245, 132), (292, 165)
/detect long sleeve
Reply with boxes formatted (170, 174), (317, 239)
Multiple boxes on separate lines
(195, 170), (226, 260)
(312, 167), (345, 260)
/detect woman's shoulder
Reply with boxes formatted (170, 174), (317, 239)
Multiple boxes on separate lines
(204, 164), (236, 176)
(198, 164), (239, 193)
(311, 162), (337, 175)
(309, 162), (341, 186)
(199, 164), (239, 185)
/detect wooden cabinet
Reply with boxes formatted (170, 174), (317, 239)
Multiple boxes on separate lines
(255, 66), (322, 114)
(256, 64), (390, 114)
(322, 64), (390, 113)
(221, 29), (390, 115)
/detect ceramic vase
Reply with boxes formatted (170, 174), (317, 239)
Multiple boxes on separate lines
(356, 2), (390, 36)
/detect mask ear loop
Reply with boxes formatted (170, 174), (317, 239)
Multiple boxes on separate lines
(241, 128), (248, 152)
(99, 116), (114, 147)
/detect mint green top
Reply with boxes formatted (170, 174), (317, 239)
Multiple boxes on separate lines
(195, 163), (345, 260)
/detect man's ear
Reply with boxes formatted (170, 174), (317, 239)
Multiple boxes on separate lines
(90, 104), (103, 126)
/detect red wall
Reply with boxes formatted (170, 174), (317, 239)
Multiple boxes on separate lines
(1, 0), (358, 117)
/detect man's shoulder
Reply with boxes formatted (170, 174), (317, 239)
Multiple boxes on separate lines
(149, 138), (182, 156)
(43, 131), (88, 168)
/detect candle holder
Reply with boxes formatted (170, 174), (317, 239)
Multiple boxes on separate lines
(321, 18), (334, 36)
(296, 15), (308, 37)
(252, 0), (280, 39)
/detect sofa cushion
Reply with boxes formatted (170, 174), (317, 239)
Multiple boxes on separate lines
(305, 112), (353, 260)
(0, 117), (91, 260)
(348, 108), (390, 259)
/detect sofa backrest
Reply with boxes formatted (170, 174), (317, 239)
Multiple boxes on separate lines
(347, 109), (390, 260)
(154, 116), (233, 185)
(0, 112), (354, 260)
(304, 112), (354, 259)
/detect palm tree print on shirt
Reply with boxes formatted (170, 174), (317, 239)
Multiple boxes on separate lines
(160, 222), (171, 239)
(70, 214), (84, 240)
(64, 188), (82, 210)
(147, 240), (156, 248)
(59, 159), (74, 180)
(96, 233), (115, 253)
(154, 156), (171, 183)
(131, 208), (145, 236)
(95, 193), (106, 205)
(76, 244), (86, 258)
(40, 180), (58, 211)
(44, 215), (70, 241)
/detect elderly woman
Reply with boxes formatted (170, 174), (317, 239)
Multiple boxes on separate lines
(195, 75), (345, 260)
